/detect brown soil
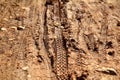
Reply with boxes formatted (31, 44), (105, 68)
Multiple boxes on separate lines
(0, 0), (120, 80)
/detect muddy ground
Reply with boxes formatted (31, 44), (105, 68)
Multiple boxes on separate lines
(0, 0), (120, 80)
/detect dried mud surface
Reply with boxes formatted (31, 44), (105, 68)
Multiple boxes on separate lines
(0, 0), (120, 80)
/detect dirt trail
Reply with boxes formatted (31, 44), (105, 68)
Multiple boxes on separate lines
(0, 0), (120, 80)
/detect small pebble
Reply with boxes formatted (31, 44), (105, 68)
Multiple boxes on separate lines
(96, 67), (117, 75)
(54, 22), (60, 27)
(54, 35), (57, 39)
(3, 18), (8, 21)
(11, 26), (17, 31)
(27, 74), (31, 78)
(9, 38), (15, 40)
(22, 7), (30, 11)
(17, 26), (25, 30)
(0, 27), (7, 31)
(22, 66), (29, 70)
(60, 26), (64, 29)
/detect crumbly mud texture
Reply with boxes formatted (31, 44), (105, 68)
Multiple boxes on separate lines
(0, 0), (120, 80)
